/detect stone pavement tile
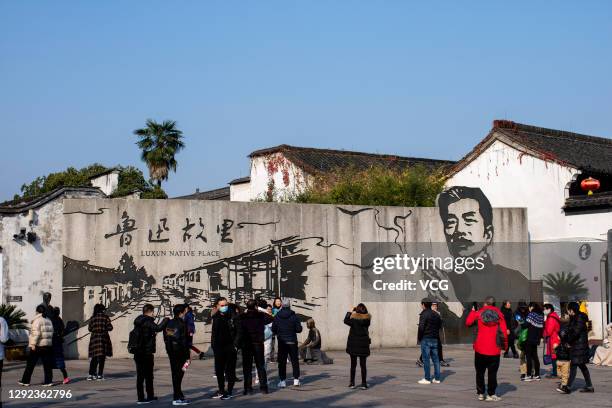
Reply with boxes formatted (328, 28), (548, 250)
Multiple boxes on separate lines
(1, 346), (610, 407)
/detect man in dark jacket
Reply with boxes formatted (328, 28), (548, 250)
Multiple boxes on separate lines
(132, 304), (167, 404)
(272, 299), (303, 388)
(163, 304), (190, 405)
(565, 302), (594, 393)
(239, 299), (274, 394)
(211, 298), (241, 400)
(417, 299), (442, 384)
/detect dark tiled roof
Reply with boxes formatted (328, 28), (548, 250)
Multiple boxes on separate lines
(229, 176), (250, 185)
(173, 187), (230, 201)
(88, 167), (120, 179)
(451, 120), (612, 176)
(564, 191), (612, 212)
(0, 187), (105, 214)
(249, 144), (455, 175)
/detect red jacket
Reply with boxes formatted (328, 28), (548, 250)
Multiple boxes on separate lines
(466, 305), (508, 356)
(543, 311), (561, 359)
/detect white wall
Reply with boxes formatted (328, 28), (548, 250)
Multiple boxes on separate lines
(229, 182), (250, 202)
(447, 138), (612, 339)
(245, 153), (312, 201)
(90, 171), (119, 196)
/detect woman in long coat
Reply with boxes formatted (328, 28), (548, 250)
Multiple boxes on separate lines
(344, 303), (371, 389)
(565, 302), (593, 392)
(87, 303), (113, 380)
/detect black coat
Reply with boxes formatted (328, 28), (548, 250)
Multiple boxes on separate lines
(418, 308), (441, 342)
(272, 308), (303, 344)
(133, 314), (167, 355)
(163, 317), (189, 355)
(344, 312), (371, 357)
(500, 307), (517, 330)
(211, 310), (240, 351)
(239, 310), (274, 345)
(566, 312), (590, 365)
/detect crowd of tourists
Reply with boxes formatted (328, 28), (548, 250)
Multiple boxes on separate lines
(4, 293), (609, 405)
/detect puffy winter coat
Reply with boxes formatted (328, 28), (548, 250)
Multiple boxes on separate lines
(240, 309), (274, 345)
(566, 311), (590, 365)
(543, 312), (561, 359)
(133, 314), (167, 355)
(344, 312), (371, 357)
(29, 313), (54, 348)
(466, 305), (508, 356)
(272, 308), (303, 344)
(418, 308), (441, 342)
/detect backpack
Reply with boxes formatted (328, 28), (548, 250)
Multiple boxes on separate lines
(127, 326), (143, 354)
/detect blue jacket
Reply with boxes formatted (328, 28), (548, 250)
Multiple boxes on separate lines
(272, 308), (302, 344)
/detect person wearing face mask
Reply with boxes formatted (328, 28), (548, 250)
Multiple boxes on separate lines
(542, 304), (561, 378)
(211, 298), (241, 400)
(522, 303), (544, 381)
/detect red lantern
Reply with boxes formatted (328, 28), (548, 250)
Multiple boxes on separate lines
(580, 177), (600, 196)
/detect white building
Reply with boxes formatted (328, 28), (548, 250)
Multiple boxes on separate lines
(446, 119), (612, 339)
(228, 144), (455, 202)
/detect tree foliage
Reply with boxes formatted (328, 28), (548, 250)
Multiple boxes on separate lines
(291, 165), (447, 206)
(14, 164), (166, 201)
(542, 270), (589, 302)
(0, 304), (28, 330)
(134, 119), (185, 188)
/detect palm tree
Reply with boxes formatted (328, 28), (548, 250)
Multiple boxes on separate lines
(133, 119), (185, 188)
(0, 304), (28, 329)
(542, 271), (589, 302)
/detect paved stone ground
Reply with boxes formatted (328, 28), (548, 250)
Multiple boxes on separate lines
(1, 346), (610, 407)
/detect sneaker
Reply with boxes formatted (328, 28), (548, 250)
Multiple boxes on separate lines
(556, 385), (571, 394)
(520, 374), (526, 381)
(41, 383), (54, 387)
(477, 394), (485, 401)
(440, 360), (450, 367)
(260, 386), (269, 394)
(432, 379), (441, 384)
(137, 400), (153, 405)
(172, 400), (190, 406)
(349, 383), (355, 389)
(293, 378), (301, 387)
(579, 387), (594, 393)
(86, 375), (96, 381)
(417, 378), (431, 385)
(17, 381), (30, 387)
(62, 378), (71, 385)
(532, 375), (541, 381)
(96, 375), (105, 381)
(211, 392), (224, 399)
(220, 394), (232, 400)
(277, 380), (286, 388)
(359, 383), (368, 390)
(523, 376), (533, 382)
(485, 395), (502, 402)
(199, 352), (205, 360)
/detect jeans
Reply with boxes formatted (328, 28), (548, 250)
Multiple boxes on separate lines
(474, 352), (500, 396)
(213, 348), (237, 394)
(168, 350), (188, 401)
(420, 338), (440, 381)
(21, 346), (53, 385)
(524, 343), (540, 377)
(277, 340), (300, 381)
(89, 356), (106, 376)
(242, 343), (267, 390)
(349, 355), (367, 385)
(134, 353), (155, 401)
(567, 363), (592, 388)
(551, 359), (558, 377)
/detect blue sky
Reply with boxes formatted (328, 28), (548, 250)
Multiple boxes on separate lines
(1, 1), (611, 201)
